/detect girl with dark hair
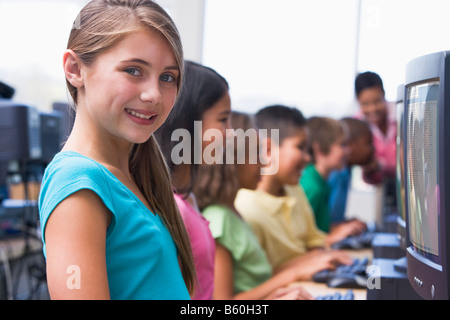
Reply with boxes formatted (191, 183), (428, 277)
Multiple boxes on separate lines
(155, 60), (231, 300)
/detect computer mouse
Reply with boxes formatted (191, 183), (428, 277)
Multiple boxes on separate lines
(327, 274), (367, 289)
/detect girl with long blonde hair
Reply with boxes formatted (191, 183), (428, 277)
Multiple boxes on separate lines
(39, 0), (196, 300)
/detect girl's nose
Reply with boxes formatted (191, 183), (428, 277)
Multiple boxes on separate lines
(140, 80), (161, 104)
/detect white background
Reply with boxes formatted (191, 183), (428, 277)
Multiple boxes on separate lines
(1, 0), (450, 119)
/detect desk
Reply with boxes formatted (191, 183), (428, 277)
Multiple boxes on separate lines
(293, 248), (372, 300)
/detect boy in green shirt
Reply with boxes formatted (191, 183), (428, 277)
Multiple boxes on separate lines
(300, 116), (366, 245)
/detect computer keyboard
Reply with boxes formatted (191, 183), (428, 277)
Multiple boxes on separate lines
(313, 257), (369, 289)
(331, 230), (376, 250)
(316, 289), (355, 300)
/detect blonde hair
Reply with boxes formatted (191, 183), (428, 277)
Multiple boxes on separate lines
(66, 0), (196, 294)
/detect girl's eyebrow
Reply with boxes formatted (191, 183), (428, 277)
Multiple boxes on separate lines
(120, 58), (179, 71)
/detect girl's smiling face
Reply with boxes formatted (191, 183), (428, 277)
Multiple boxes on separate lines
(74, 29), (180, 145)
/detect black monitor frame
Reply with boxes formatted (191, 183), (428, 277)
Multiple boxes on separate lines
(404, 51), (450, 300)
(396, 84), (407, 251)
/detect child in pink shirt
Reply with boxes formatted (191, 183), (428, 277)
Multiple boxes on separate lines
(174, 194), (215, 300)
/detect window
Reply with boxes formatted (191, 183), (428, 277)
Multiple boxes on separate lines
(0, 0), (90, 109)
(357, 0), (450, 102)
(202, 0), (360, 118)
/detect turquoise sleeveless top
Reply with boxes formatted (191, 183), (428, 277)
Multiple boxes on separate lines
(38, 151), (190, 300)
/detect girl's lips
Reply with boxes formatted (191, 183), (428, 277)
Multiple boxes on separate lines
(125, 108), (157, 120)
(125, 108), (158, 125)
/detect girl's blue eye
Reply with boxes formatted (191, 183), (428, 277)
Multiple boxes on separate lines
(125, 68), (142, 77)
(160, 74), (177, 84)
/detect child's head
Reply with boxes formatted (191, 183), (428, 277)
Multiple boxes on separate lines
(355, 71), (387, 128)
(255, 105), (310, 185)
(66, 0), (183, 105)
(231, 111), (263, 191)
(155, 61), (231, 194)
(340, 117), (374, 166)
(193, 111), (259, 210)
(307, 116), (347, 171)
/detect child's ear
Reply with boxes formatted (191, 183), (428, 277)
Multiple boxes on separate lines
(63, 49), (84, 88)
(311, 142), (322, 157)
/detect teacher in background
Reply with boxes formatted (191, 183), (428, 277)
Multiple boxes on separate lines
(354, 71), (396, 186)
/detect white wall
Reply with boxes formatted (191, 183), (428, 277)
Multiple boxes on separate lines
(202, 0), (450, 118)
(357, 0), (450, 103)
(202, 0), (360, 118)
(2, 0), (450, 116)
(157, 0), (205, 63)
(0, 0), (205, 111)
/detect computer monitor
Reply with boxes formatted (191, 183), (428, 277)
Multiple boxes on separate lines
(52, 102), (75, 147)
(395, 84), (407, 251)
(0, 100), (42, 162)
(404, 50), (450, 300)
(0, 100), (63, 173)
(0, 81), (15, 99)
(39, 111), (62, 164)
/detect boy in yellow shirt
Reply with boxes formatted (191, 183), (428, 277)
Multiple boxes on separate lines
(235, 105), (352, 277)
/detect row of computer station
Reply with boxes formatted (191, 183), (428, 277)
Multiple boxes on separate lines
(315, 50), (450, 300)
(1, 51), (450, 300)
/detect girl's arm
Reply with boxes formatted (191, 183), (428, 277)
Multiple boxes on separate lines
(212, 243), (235, 300)
(45, 189), (111, 300)
(213, 242), (312, 300)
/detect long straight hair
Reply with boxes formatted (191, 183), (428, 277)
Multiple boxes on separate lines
(155, 61), (229, 196)
(65, 0), (196, 295)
